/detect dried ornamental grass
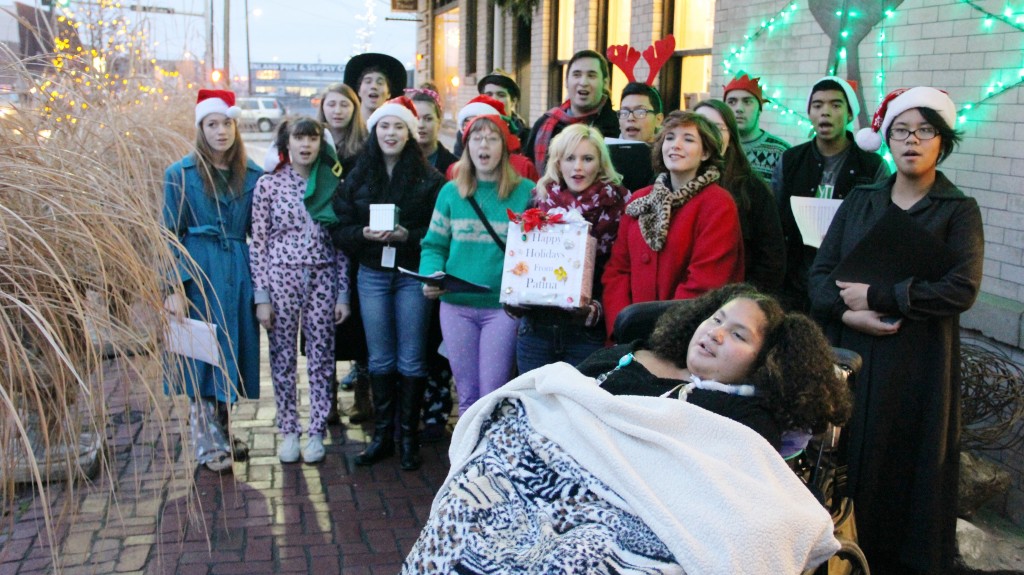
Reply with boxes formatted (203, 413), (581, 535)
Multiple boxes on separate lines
(0, 40), (212, 561)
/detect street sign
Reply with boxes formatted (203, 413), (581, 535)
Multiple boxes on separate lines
(130, 5), (175, 14)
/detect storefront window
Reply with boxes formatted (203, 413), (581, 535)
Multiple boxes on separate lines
(605, 0), (630, 107)
(433, 7), (460, 124)
(661, 0), (715, 111)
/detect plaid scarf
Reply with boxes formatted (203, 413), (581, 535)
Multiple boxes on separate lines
(625, 167), (720, 252)
(531, 97), (608, 173)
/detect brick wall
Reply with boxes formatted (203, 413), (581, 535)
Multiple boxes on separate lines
(714, 0), (1024, 525)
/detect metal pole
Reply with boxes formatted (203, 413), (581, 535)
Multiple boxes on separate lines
(206, 0), (214, 81)
(223, 0), (230, 86)
(244, 0), (252, 95)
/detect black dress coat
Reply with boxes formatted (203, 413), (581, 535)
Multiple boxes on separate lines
(808, 172), (984, 573)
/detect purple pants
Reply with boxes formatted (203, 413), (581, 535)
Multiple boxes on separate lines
(267, 264), (336, 437)
(439, 302), (518, 414)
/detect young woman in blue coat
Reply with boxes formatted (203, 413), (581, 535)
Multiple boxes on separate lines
(163, 89), (263, 473)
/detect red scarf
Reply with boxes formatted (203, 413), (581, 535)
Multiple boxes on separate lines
(531, 97), (608, 173)
(534, 180), (631, 257)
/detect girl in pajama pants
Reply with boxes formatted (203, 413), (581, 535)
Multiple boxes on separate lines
(251, 117), (350, 464)
(419, 115), (534, 413)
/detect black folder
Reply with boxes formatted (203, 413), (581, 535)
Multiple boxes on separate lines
(398, 267), (491, 293)
(827, 204), (956, 286)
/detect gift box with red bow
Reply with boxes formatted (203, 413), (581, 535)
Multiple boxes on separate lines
(499, 208), (596, 308)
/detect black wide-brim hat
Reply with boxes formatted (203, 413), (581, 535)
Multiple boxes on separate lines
(343, 53), (408, 97)
(476, 72), (520, 101)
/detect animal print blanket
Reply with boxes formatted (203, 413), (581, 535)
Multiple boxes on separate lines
(402, 363), (839, 575)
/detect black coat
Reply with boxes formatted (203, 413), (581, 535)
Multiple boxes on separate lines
(330, 160), (445, 273)
(808, 172), (984, 573)
(725, 174), (786, 294)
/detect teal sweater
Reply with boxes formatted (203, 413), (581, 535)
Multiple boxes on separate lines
(420, 179), (534, 308)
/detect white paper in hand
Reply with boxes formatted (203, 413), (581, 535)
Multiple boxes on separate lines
(165, 317), (224, 369)
(790, 197), (843, 249)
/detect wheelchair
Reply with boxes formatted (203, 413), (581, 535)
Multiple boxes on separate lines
(613, 300), (871, 575)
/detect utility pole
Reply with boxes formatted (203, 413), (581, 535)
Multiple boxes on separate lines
(244, 0), (252, 95)
(206, 0), (214, 81)
(223, 0), (230, 86)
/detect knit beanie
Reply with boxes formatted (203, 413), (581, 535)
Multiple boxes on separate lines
(854, 86), (957, 152)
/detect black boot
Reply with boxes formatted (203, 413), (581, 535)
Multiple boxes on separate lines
(354, 373), (397, 466)
(325, 375), (341, 425)
(399, 375), (427, 471)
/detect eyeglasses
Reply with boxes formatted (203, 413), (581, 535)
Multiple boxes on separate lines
(468, 135), (503, 146)
(889, 126), (938, 141)
(617, 108), (655, 119)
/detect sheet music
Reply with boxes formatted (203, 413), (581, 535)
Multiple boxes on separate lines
(791, 197), (843, 249)
(165, 316), (223, 369)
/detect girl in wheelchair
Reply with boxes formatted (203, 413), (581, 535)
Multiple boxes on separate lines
(403, 285), (853, 574)
(578, 283), (852, 451)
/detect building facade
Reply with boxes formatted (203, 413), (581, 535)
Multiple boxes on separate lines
(417, 0), (1024, 525)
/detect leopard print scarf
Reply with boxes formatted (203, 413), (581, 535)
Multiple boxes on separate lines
(625, 166), (721, 252)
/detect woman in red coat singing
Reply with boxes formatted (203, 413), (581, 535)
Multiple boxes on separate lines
(601, 110), (744, 336)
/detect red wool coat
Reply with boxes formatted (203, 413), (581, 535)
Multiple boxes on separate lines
(601, 182), (745, 336)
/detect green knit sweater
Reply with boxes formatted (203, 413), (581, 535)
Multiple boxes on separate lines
(419, 179), (534, 308)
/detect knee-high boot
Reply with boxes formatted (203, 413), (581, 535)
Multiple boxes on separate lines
(347, 365), (373, 424)
(399, 375), (427, 471)
(354, 373), (397, 466)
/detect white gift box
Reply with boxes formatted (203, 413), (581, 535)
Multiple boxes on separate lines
(369, 204), (400, 231)
(499, 219), (596, 309)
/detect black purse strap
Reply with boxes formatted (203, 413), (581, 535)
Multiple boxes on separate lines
(467, 195), (506, 251)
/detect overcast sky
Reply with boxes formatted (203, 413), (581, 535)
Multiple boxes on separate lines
(105, 0), (418, 75)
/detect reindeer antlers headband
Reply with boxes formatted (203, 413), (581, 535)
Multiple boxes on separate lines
(606, 35), (675, 86)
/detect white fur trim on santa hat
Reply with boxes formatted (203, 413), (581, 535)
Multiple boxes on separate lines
(855, 86), (956, 152)
(367, 101), (419, 134)
(457, 102), (502, 130)
(807, 76), (860, 122)
(195, 98), (241, 126)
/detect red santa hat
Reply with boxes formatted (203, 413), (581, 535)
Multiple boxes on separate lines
(461, 114), (513, 148)
(457, 95), (506, 129)
(195, 89), (241, 126)
(855, 86), (957, 152)
(367, 95), (419, 133)
(807, 76), (860, 121)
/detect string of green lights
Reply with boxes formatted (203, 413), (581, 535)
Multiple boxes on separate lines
(720, 0), (1024, 131)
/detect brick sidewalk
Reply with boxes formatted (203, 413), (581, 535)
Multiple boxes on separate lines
(0, 341), (452, 575)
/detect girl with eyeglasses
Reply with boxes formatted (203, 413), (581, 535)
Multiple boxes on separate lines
(419, 115), (533, 415)
(809, 87), (984, 575)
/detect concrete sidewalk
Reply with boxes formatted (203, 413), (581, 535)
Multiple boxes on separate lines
(0, 339), (451, 574)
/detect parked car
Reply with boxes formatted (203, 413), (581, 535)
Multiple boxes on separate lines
(236, 97), (285, 132)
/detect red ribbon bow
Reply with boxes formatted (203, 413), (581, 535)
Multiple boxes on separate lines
(507, 208), (565, 233)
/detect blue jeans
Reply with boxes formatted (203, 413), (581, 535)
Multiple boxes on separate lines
(516, 315), (606, 374)
(358, 265), (432, 377)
